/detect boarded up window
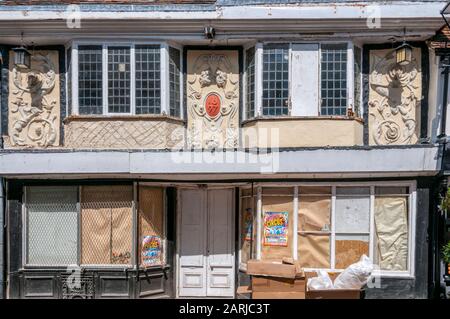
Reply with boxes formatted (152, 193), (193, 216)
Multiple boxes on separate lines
(374, 187), (409, 271)
(335, 187), (370, 269)
(240, 188), (256, 266)
(261, 187), (293, 260)
(139, 186), (165, 267)
(80, 185), (133, 265)
(26, 186), (78, 265)
(298, 187), (331, 268)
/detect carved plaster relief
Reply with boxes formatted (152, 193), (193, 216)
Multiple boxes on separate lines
(368, 48), (421, 145)
(6, 50), (60, 148)
(186, 50), (239, 149)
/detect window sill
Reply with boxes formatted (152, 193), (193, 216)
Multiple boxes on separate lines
(63, 114), (186, 125)
(242, 115), (364, 126)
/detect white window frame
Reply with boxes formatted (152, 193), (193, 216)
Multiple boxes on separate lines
(71, 40), (182, 117)
(247, 40), (355, 119)
(239, 181), (416, 278)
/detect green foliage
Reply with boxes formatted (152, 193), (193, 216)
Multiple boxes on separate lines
(443, 241), (450, 264)
(440, 188), (450, 212)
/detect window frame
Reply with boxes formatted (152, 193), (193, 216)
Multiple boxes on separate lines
(246, 40), (355, 120)
(239, 181), (416, 278)
(22, 184), (168, 270)
(71, 40), (183, 118)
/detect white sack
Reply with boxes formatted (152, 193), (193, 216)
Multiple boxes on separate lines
(307, 270), (334, 290)
(334, 254), (373, 289)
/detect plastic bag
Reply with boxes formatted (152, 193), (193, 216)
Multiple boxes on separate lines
(333, 255), (373, 289)
(307, 270), (334, 290)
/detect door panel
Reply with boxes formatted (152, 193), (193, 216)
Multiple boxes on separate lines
(178, 188), (235, 298)
(207, 189), (235, 297)
(179, 189), (207, 297)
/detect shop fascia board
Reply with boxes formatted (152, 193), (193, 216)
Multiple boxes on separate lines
(0, 146), (441, 176)
(0, 2), (444, 21)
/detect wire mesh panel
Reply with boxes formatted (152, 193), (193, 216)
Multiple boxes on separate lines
(135, 45), (161, 114)
(108, 46), (131, 113)
(80, 185), (133, 265)
(320, 43), (348, 116)
(26, 187), (78, 265)
(78, 45), (103, 115)
(262, 44), (289, 116)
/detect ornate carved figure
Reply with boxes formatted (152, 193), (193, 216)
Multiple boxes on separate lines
(187, 51), (239, 148)
(7, 51), (60, 148)
(368, 48), (421, 145)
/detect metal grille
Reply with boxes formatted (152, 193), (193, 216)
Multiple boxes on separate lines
(320, 43), (347, 116)
(245, 47), (256, 119)
(78, 45), (103, 115)
(80, 186), (133, 265)
(108, 46), (131, 113)
(169, 47), (181, 118)
(61, 273), (95, 299)
(26, 187), (78, 266)
(262, 44), (289, 116)
(135, 45), (161, 114)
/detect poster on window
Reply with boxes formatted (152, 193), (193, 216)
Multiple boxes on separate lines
(244, 208), (253, 241)
(142, 235), (162, 266)
(263, 211), (288, 246)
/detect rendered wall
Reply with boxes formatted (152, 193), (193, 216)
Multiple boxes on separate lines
(64, 116), (185, 149)
(242, 118), (363, 148)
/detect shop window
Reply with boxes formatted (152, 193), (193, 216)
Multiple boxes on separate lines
(261, 187), (293, 260)
(335, 187), (370, 269)
(25, 186), (78, 265)
(374, 187), (409, 271)
(239, 188), (256, 269)
(80, 185), (133, 265)
(298, 186), (331, 268)
(139, 186), (166, 267)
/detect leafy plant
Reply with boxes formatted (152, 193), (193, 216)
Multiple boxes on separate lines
(439, 188), (450, 212)
(443, 241), (450, 264)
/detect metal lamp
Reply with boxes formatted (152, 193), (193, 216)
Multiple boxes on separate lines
(395, 42), (412, 66)
(12, 46), (31, 69)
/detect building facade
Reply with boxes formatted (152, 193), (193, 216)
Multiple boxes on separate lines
(0, 0), (447, 299)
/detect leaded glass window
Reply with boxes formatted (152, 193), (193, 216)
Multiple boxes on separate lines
(320, 43), (348, 115)
(262, 44), (289, 116)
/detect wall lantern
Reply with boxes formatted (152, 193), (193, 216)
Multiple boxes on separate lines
(395, 42), (413, 66)
(204, 26), (215, 39)
(12, 46), (31, 69)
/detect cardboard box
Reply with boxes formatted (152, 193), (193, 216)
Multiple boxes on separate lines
(304, 271), (363, 299)
(252, 291), (306, 299)
(247, 259), (297, 279)
(251, 275), (306, 299)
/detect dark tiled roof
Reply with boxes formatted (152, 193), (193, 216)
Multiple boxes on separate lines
(0, 0), (216, 5)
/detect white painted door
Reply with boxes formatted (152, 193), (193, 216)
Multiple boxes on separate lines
(178, 188), (235, 297)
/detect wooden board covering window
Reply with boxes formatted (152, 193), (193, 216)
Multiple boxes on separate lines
(138, 186), (164, 266)
(80, 185), (133, 265)
(261, 193), (293, 261)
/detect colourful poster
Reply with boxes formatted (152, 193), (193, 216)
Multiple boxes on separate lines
(142, 235), (162, 266)
(244, 208), (253, 241)
(263, 211), (289, 246)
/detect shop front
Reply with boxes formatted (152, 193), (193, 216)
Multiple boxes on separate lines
(5, 177), (428, 299)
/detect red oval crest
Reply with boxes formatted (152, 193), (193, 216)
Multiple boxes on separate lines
(205, 93), (221, 117)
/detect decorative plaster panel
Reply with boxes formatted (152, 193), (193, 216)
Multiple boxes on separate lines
(64, 117), (185, 149)
(5, 50), (60, 148)
(368, 48), (421, 145)
(186, 50), (239, 149)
